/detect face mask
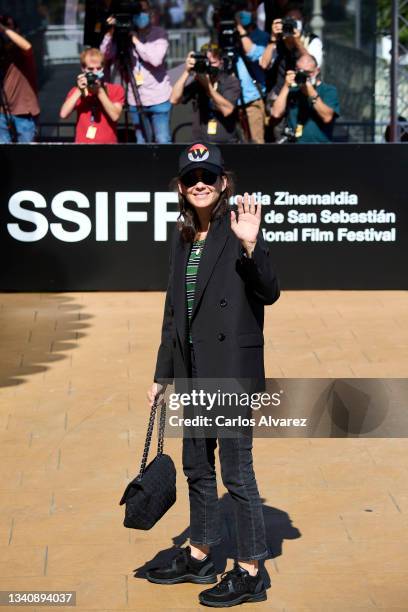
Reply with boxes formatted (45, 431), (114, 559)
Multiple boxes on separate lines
(295, 19), (303, 32)
(85, 68), (104, 80)
(239, 11), (252, 27)
(309, 74), (317, 86)
(133, 12), (150, 29)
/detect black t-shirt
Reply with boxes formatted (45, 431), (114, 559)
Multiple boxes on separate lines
(182, 72), (241, 144)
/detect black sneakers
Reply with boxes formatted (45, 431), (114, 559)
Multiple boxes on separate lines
(145, 546), (218, 585)
(198, 561), (267, 607)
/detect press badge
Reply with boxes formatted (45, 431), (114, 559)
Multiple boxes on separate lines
(207, 120), (217, 135)
(86, 125), (97, 139)
(295, 124), (303, 138)
(135, 71), (144, 86)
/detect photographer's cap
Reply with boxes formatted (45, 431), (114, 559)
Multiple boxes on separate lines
(178, 142), (224, 177)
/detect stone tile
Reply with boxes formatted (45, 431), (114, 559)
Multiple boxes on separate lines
(46, 544), (142, 577)
(0, 545), (45, 576)
(0, 517), (12, 546)
(11, 512), (129, 546)
(339, 512), (408, 541)
(1, 291), (408, 611)
(21, 467), (128, 490)
(265, 572), (374, 608)
(319, 463), (408, 489)
(0, 489), (51, 520)
(364, 572), (408, 608)
(0, 575), (127, 609)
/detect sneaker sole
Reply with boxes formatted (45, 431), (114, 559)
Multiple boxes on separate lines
(198, 590), (267, 607)
(146, 572), (218, 585)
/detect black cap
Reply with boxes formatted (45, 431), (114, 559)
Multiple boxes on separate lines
(178, 142), (224, 177)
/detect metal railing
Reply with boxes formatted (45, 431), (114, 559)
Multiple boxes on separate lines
(44, 25), (84, 65)
(43, 25), (209, 67)
(167, 29), (209, 67)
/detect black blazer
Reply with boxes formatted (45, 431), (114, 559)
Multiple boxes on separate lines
(154, 210), (280, 386)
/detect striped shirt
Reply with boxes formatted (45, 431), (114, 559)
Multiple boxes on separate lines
(186, 238), (206, 344)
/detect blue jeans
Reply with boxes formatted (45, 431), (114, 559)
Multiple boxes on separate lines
(128, 100), (171, 143)
(182, 344), (268, 561)
(0, 113), (37, 143)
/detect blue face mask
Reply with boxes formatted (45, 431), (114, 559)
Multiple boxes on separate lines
(133, 12), (150, 29)
(239, 11), (252, 27)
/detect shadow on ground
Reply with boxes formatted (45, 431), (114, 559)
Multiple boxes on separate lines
(0, 294), (92, 388)
(133, 493), (301, 590)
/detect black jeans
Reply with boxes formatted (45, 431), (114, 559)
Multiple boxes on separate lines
(182, 343), (268, 561)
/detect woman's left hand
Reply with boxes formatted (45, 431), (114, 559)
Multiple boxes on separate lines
(230, 192), (261, 251)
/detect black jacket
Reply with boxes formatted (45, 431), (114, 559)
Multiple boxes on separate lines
(154, 210), (280, 386)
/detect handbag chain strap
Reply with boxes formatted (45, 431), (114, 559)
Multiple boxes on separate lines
(138, 398), (167, 479)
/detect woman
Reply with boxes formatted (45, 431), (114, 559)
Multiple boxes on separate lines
(146, 142), (280, 607)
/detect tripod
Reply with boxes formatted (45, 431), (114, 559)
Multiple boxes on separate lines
(114, 30), (149, 143)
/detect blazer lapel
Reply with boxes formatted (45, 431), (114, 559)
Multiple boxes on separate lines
(173, 234), (191, 352)
(190, 212), (230, 323)
(172, 212), (230, 359)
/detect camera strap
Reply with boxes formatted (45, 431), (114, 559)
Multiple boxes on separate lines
(90, 95), (99, 124)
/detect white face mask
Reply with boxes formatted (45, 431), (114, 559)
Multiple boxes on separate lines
(295, 19), (303, 33)
(309, 75), (318, 86)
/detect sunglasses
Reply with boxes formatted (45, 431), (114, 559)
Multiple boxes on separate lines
(200, 43), (221, 53)
(180, 169), (220, 188)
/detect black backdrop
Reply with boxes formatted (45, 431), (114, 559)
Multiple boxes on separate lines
(0, 144), (407, 291)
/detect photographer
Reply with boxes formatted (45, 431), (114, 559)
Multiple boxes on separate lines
(60, 48), (125, 144)
(234, 4), (269, 143)
(0, 15), (40, 143)
(100, 0), (172, 143)
(271, 54), (339, 143)
(260, 3), (323, 95)
(170, 44), (241, 144)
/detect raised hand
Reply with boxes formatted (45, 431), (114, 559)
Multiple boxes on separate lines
(230, 192), (262, 256)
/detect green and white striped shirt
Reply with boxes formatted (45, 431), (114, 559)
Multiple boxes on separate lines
(186, 238), (206, 344)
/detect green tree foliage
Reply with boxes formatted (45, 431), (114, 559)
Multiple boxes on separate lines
(378, 0), (408, 48)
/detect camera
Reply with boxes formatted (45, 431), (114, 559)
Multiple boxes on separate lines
(85, 72), (99, 87)
(277, 126), (297, 144)
(191, 53), (211, 74)
(110, 0), (142, 33)
(218, 20), (238, 72)
(212, 0), (240, 73)
(282, 17), (297, 37)
(295, 70), (308, 85)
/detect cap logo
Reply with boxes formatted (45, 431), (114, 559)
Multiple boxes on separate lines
(187, 143), (209, 162)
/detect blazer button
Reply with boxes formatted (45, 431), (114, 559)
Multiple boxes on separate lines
(220, 298), (227, 308)
(218, 333), (225, 341)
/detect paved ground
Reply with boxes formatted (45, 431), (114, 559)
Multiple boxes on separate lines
(0, 291), (407, 611)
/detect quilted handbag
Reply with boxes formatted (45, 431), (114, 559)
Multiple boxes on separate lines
(119, 397), (176, 530)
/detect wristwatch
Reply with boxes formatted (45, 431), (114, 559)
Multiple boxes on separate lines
(310, 94), (320, 104)
(240, 32), (249, 38)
